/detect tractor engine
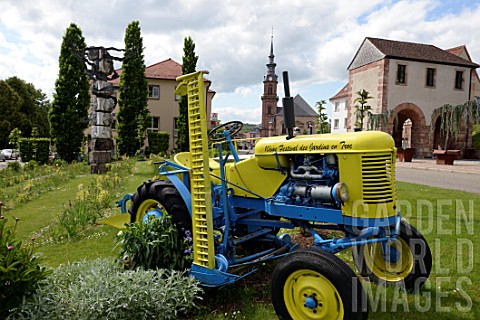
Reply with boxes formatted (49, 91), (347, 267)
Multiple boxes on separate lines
(254, 130), (397, 220)
(274, 154), (345, 207)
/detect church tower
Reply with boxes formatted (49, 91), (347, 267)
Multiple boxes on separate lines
(261, 36), (279, 137)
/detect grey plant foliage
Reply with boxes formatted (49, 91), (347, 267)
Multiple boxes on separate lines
(9, 258), (202, 320)
(429, 100), (480, 149)
(367, 109), (398, 131)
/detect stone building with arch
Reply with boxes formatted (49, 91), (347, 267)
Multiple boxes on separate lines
(335, 37), (480, 158)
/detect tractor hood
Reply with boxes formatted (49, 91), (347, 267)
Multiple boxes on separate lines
(255, 131), (395, 155)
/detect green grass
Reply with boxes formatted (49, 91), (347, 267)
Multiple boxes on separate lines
(5, 160), (154, 267)
(4, 162), (479, 319)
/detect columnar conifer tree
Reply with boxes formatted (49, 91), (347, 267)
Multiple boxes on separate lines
(49, 23), (90, 162)
(116, 21), (149, 156)
(176, 36), (198, 152)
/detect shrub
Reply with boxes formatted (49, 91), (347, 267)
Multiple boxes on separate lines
(147, 131), (170, 156)
(23, 160), (38, 171)
(9, 258), (202, 320)
(7, 162), (21, 172)
(117, 216), (192, 271)
(18, 138), (50, 164)
(473, 124), (480, 149)
(0, 217), (50, 318)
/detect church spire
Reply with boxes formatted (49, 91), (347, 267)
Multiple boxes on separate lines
(265, 31), (277, 81)
(261, 30), (279, 137)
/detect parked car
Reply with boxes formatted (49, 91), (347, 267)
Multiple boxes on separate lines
(1, 149), (19, 160)
(0, 151), (5, 162)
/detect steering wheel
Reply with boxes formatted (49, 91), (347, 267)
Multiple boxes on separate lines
(208, 121), (244, 142)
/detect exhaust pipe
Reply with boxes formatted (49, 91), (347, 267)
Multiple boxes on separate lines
(282, 71), (295, 140)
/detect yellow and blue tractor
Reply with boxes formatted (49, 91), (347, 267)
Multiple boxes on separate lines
(118, 71), (431, 319)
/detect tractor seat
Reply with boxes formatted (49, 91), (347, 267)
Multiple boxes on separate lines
(174, 152), (220, 171)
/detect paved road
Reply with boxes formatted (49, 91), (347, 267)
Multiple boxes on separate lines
(396, 166), (480, 194)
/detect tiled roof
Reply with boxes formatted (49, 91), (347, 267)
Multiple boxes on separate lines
(277, 94), (317, 117)
(330, 83), (349, 100)
(145, 58), (182, 79)
(445, 45), (466, 57)
(110, 58), (214, 92)
(367, 37), (478, 68)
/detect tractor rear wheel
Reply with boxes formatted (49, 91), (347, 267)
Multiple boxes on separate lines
(129, 180), (191, 237)
(271, 248), (368, 320)
(352, 220), (432, 291)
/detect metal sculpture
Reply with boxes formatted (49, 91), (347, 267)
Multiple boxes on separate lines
(71, 42), (129, 173)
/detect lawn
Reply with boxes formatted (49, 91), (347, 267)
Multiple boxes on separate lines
(2, 160), (479, 319)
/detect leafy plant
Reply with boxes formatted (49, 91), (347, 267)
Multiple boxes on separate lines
(7, 162), (21, 172)
(315, 100), (329, 133)
(0, 217), (50, 318)
(8, 128), (22, 150)
(117, 216), (192, 271)
(473, 124), (480, 149)
(353, 89), (373, 131)
(9, 258), (202, 320)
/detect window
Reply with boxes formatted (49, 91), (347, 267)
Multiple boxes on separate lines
(455, 71), (464, 89)
(148, 85), (159, 99)
(267, 106), (272, 114)
(334, 119), (339, 129)
(426, 68), (435, 87)
(334, 102), (339, 112)
(344, 100), (348, 110)
(267, 84), (273, 94)
(344, 118), (348, 128)
(147, 117), (160, 131)
(397, 64), (406, 84)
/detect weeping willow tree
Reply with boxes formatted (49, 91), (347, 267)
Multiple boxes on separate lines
(367, 109), (398, 131)
(430, 100), (480, 151)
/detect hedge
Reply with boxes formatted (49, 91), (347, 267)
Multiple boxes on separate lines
(147, 131), (170, 156)
(18, 138), (50, 164)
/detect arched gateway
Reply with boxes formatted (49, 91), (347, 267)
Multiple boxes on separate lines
(389, 103), (430, 158)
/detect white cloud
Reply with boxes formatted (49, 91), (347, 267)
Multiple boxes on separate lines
(1, 0), (480, 125)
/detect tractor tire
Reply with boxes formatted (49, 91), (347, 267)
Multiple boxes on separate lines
(352, 220), (432, 291)
(129, 180), (191, 237)
(271, 248), (368, 320)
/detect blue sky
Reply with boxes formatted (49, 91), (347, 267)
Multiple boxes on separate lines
(1, 0), (479, 124)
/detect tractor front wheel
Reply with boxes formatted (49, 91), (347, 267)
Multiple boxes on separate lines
(352, 220), (432, 291)
(271, 248), (368, 320)
(129, 180), (191, 237)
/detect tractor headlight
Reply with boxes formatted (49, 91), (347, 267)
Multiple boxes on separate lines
(333, 182), (349, 203)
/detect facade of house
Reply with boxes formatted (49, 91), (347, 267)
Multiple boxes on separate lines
(329, 84), (349, 133)
(260, 38), (318, 137)
(111, 58), (215, 151)
(335, 37), (479, 157)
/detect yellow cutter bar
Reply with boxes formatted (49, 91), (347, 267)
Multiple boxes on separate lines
(175, 71), (215, 269)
